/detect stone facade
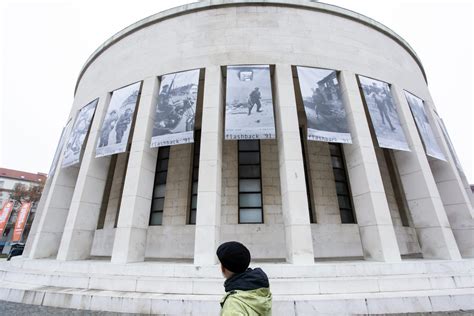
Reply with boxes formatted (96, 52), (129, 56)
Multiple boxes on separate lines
(5, 1), (473, 314)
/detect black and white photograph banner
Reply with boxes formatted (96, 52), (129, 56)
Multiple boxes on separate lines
(96, 82), (141, 158)
(358, 76), (410, 151)
(296, 66), (352, 143)
(436, 114), (462, 171)
(225, 65), (276, 140)
(151, 69), (200, 148)
(48, 119), (72, 176)
(404, 91), (445, 161)
(62, 99), (98, 168)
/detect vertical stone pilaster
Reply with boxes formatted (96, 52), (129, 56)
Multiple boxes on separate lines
(273, 64), (314, 264)
(424, 98), (473, 258)
(339, 71), (401, 262)
(193, 66), (224, 266)
(110, 77), (159, 264)
(56, 94), (113, 261)
(390, 84), (461, 260)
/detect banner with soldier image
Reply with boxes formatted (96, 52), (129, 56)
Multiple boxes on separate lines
(296, 66), (351, 143)
(48, 119), (72, 176)
(436, 114), (462, 171)
(151, 69), (200, 148)
(96, 82), (141, 158)
(225, 65), (276, 140)
(62, 99), (98, 168)
(404, 91), (445, 161)
(358, 76), (410, 151)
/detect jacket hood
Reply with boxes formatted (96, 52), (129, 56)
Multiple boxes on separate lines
(224, 267), (269, 292)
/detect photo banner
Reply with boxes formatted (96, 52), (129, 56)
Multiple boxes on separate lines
(296, 66), (352, 143)
(358, 76), (410, 151)
(62, 99), (98, 168)
(404, 91), (445, 161)
(96, 82), (142, 158)
(436, 114), (463, 171)
(151, 69), (200, 147)
(48, 119), (72, 177)
(225, 65), (276, 140)
(12, 202), (32, 242)
(0, 201), (14, 237)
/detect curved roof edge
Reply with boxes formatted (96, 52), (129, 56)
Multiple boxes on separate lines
(74, 0), (427, 95)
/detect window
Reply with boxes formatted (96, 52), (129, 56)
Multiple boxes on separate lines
(383, 149), (410, 227)
(150, 146), (170, 225)
(189, 131), (201, 224)
(300, 128), (316, 223)
(329, 143), (355, 223)
(238, 140), (263, 223)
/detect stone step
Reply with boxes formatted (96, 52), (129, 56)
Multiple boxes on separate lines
(1, 267), (472, 295)
(0, 281), (473, 315)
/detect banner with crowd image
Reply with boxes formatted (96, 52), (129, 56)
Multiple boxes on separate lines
(296, 66), (352, 143)
(96, 81), (142, 158)
(48, 119), (72, 176)
(151, 69), (200, 148)
(225, 65), (276, 140)
(358, 75), (410, 151)
(404, 91), (445, 161)
(62, 99), (98, 168)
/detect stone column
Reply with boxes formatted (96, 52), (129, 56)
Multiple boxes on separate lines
(56, 94), (112, 261)
(424, 98), (473, 258)
(389, 84), (461, 260)
(26, 160), (79, 259)
(273, 64), (314, 264)
(193, 66), (224, 266)
(111, 77), (158, 264)
(339, 71), (401, 262)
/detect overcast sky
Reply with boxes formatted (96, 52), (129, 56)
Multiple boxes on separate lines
(0, 0), (472, 183)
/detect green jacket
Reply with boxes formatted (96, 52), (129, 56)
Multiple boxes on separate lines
(220, 268), (272, 315)
(221, 288), (272, 316)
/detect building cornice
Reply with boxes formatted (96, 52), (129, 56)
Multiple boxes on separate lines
(74, 0), (427, 95)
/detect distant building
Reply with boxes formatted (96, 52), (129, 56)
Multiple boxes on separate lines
(0, 168), (47, 252)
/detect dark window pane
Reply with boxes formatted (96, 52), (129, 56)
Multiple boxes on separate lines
(240, 208), (263, 223)
(331, 156), (343, 169)
(239, 179), (261, 192)
(239, 152), (260, 165)
(158, 146), (170, 159)
(333, 169), (346, 182)
(154, 184), (166, 198)
(239, 165), (260, 178)
(340, 209), (355, 224)
(335, 182), (348, 195)
(193, 155), (200, 166)
(239, 140), (259, 151)
(192, 167), (199, 181)
(239, 193), (262, 207)
(150, 211), (163, 225)
(156, 171), (167, 184)
(329, 143), (341, 156)
(191, 195), (197, 209)
(192, 182), (198, 195)
(337, 195), (351, 210)
(157, 159), (169, 172)
(152, 198), (165, 211)
(189, 210), (196, 225)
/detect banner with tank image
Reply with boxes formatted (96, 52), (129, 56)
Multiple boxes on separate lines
(96, 81), (141, 158)
(358, 75), (410, 151)
(404, 91), (445, 161)
(61, 99), (98, 168)
(151, 69), (200, 148)
(296, 66), (352, 143)
(225, 65), (276, 140)
(48, 119), (72, 177)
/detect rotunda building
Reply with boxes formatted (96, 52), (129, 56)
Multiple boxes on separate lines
(1, 1), (473, 314)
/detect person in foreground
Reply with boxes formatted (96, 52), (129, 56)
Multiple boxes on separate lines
(217, 241), (272, 315)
